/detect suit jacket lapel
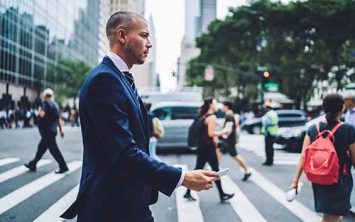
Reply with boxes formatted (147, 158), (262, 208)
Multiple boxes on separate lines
(102, 57), (148, 143)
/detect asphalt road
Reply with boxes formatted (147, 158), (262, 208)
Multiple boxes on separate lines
(0, 127), (354, 222)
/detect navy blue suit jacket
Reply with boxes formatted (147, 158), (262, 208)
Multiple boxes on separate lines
(61, 57), (182, 222)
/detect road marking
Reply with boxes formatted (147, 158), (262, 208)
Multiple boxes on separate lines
(33, 185), (79, 222)
(0, 159), (52, 183)
(0, 158), (20, 166)
(0, 161), (82, 214)
(221, 175), (267, 222)
(249, 167), (321, 222)
(174, 164), (204, 222)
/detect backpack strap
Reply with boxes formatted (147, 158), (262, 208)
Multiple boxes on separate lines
(329, 122), (344, 136)
(316, 123), (320, 134)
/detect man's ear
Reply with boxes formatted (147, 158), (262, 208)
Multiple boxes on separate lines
(116, 29), (126, 44)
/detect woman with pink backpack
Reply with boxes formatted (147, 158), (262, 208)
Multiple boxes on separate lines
(291, 93), (355, 222)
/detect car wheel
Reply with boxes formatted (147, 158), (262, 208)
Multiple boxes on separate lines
(252, 126), (261, 134)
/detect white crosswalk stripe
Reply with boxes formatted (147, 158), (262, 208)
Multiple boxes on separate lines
(0, 161), (82, 214)
(174, 164), (204, 222)
(221, 175), (267, 222)
(0, 157), (343, 222)
(248, 167), (321, 222)
(0, 159), (52, 183)
(33, 185), (79, 222)
(0, 157), (20, 166)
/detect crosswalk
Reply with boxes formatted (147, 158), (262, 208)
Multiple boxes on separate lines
(0, 157), (352, 222)
(238, 134), (301, 165)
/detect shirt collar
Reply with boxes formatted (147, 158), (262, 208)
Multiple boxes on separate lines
(106, 52), (129, 73)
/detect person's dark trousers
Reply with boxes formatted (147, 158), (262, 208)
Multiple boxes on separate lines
(264, 134), (275, 164)
(185, 144), (225, 197)
(29, 133), (68, 170)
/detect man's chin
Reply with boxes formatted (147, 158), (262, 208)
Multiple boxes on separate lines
(137, 59), (145, 65)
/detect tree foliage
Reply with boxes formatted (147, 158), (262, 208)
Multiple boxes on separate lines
(47, 60), (91, 105)
(186, 0), (355, 108)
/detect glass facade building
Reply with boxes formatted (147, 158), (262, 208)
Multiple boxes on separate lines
(0, 0), (109, 110)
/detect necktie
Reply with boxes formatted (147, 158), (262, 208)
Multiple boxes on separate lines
(123, 71), (139, 101)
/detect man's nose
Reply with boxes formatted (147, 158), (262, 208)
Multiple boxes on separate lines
(147, 38), (152, 48)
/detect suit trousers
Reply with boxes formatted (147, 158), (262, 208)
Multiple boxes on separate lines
(31, 133), (67, 169)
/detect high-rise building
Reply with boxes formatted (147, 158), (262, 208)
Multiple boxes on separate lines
(109, 0), (158, 90)
(178, 0), (216, 87)
(110, 0), (145, 15)
(0, 0), (110, 112)
(198, 0), (217, 35)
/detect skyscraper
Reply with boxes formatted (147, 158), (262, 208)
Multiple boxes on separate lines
(178, 0), (216, 87)
(110, 0), (145, 15)
(0, 0), (110, 111)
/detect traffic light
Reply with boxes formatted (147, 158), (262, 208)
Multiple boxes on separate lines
(263, 71), (270, 81)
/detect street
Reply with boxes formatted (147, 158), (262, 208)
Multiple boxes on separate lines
(0, 127), (354, 222)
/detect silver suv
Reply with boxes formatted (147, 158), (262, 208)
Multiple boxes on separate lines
(150, 101), (202, 151)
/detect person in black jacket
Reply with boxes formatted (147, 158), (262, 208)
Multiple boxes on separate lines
(25, 88), (68, 173)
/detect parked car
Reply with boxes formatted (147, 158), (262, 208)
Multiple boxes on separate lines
(275, 114), (326, 152)
(150, 101), (201, 151)
(151, 101), (225, 151)
(241, 109), (307, 134)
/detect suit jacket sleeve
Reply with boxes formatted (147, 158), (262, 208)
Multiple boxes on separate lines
(85, 73), (181, 196)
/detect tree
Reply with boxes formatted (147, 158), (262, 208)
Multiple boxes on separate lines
(47, 60), (91, 106)
(186, 0), (355, 109)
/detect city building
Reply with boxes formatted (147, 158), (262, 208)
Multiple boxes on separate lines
(178, 0), (216, 87)
(0, 0), (110, 112)
(110, 0), (145, 16)
(109, 0), (158, 90)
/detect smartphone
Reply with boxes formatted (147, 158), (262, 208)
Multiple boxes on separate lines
(216, 168), (230, 177)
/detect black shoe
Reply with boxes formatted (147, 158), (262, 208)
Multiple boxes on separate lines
(262, 162), (273, 166)
(183, 193), (196, 201)
(242, 172), (252, 181)
(24, 163), (36, 172)
(220, 193), (234, 202)
(55, 167), (69, 174)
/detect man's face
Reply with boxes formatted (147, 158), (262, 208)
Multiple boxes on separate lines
(125, 18), (152, 65)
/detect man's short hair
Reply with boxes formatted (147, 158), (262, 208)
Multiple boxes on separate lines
(106, 11), (144, 46)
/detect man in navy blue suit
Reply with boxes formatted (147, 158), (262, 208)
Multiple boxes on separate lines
(61, 12), (219, 222)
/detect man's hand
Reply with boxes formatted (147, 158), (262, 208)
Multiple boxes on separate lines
(60, 129), (65, 138)
(182, 170), (219, 191)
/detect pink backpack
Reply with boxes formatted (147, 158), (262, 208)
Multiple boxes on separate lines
(303, 122), (343, 185)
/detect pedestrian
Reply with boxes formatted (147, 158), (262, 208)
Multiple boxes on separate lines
(219, 101), (251, 181)
(144, 102), (162, 161)
(0, 109), (7, 129)
(61, 12), (218, 222)
(291, 93), (355, 222)
(344, 92), (355, 128)
(13, 105), (20, 128)
(184, 98), (234, 202)
(261, 105), (279, 166)
(25, 88), (69, 174)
